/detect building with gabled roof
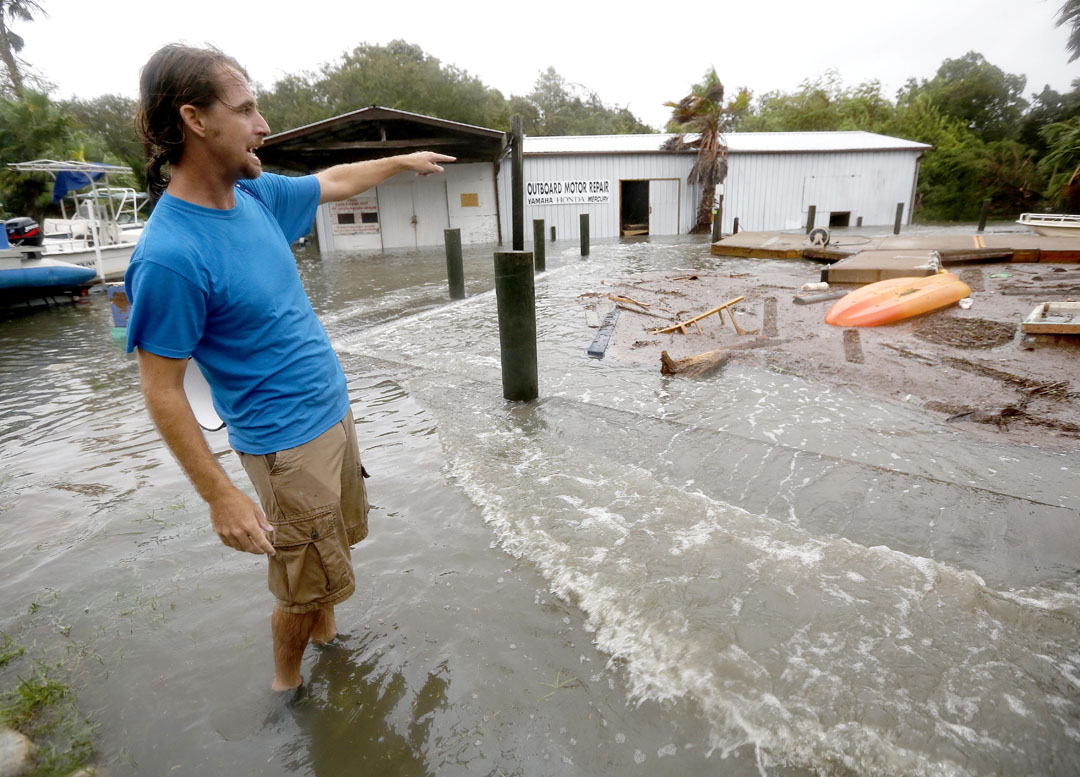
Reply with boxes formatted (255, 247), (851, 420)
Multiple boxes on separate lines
(259, 109), (930, 252)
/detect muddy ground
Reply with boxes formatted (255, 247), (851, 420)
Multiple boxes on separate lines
(582, 259), (1080, 449)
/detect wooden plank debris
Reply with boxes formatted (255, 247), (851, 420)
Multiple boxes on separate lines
(651, 296), (759, 336)
(586, 306), (620, 358)
(660, 349), (731, 378)
(1021, 302), (1080, 334)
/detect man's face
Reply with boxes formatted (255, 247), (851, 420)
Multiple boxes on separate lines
(203, 68), (270, 181)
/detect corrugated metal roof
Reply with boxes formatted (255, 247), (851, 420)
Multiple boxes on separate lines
(524, 131), (931, 155)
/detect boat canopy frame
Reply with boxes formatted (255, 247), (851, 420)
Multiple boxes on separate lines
(7, 160), (139, 282)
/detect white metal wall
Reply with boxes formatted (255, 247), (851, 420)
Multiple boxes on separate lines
(720, 150), (923, 234)
(315, 162), (498, 252)
(496, 154), (701, 241)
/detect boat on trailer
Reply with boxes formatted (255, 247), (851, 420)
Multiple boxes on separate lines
(1016, 213), (1080, 237)
(5, 160), (145, 282)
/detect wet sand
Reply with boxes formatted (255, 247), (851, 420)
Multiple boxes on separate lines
(587, 258), (1080, 449)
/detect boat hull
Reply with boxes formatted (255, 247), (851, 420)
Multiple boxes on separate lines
(32, 241), (135, 282)
(825, 273), (971, 327)
(0, 255), (97, 291)
(1016, 213), (1080, 238)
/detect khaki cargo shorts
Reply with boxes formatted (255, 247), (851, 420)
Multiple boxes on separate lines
(238, 409), (369, 614)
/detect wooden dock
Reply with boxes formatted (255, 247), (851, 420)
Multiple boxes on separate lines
(711, 232), (1080, 269)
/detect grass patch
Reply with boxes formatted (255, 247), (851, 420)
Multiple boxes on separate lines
(0, 633), (97, 777)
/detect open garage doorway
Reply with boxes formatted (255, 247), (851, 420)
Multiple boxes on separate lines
(620, 180), (649, 236)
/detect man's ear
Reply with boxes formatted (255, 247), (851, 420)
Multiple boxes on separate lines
(179, 104), (208, 139)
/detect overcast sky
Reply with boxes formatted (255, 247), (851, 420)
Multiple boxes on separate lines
(17, 0), (1079, 131)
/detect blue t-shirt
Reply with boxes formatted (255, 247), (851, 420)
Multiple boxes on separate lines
(125, 173), (349, 455)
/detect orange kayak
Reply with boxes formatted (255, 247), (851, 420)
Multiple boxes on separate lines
(824, 273), (971, 327)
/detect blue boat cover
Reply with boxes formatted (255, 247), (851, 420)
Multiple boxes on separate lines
(52, 171), (104, 203)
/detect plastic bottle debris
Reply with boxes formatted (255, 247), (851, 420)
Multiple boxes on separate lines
(958, 297), (973, 309)
(801, 281), (829, 292)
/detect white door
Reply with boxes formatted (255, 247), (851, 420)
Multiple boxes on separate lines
(376, 180), (450, 250)
(377, 184), (416, 249)
(414, 181), (450, 247)
(649, 179), (680, 236)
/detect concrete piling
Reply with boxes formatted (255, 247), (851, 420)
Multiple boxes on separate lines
(533, 219), (546, 272)
(580, 213), (590, 256)
(444, 228), (465, 300)
(494, 250), (538, 402)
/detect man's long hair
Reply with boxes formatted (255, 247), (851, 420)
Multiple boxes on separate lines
(136, 44), (248, 202)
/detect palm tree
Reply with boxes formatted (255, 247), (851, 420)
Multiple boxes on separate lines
(0, 0), (46, 95)
(665, 68), (729, 234)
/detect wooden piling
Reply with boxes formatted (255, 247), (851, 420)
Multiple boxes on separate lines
(712, 194), (724, 242)
(550, 225), (556, 242)
(894, 202), (904, 235)
(580, 213), (590, 256)
(733, 217), (740, 234)
(494, 250), (538, 401)
(533, 219), (546, 272)
(857, 216), (863, 227)
(806, 205), (816, 234)
(977, 199), (990, 232)
(444, 228), (465, 300)
(511, 115), (524, 251)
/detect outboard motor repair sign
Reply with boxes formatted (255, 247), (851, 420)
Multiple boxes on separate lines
(526, 180), (611, 205)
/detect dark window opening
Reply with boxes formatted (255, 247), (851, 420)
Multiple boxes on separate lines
(829, 212), (851, 228)
(620, 180), (649, 236)
(337, 213), (355, 225)
(361, 212), (379, 224)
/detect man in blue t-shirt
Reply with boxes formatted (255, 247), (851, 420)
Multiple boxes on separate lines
(127, 44), (454, 691)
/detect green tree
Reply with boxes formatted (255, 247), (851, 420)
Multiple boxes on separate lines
(665, 67), (735, 233)
(739, 70), (894, 133)
(0, 0), (45, 95)
(1058, 0), (1080, 62)
(517, 67), (653, 136)
(1039, 116), (1080, 209)
(0, 90), (82, 217)
(63, 94), (145, 188)
(898, 52), (1027, 142)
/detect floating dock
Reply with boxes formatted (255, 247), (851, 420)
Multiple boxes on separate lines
(711, 232), (1080, 275)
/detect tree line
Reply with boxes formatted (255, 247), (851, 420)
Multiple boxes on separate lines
(0, 13), (1077, 225)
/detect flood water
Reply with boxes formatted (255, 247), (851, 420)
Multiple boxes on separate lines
(1, 234), (1078, 777)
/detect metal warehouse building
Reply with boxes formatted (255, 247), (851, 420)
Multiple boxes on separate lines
(258, 108), (930, 251)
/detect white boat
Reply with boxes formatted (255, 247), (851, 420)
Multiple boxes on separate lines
(6, 160), (145, 282)
(1016, 212), (1080, 237)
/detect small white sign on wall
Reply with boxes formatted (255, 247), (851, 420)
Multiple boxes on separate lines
(330, 193), (379, 234)
(526, 180), (611, 205)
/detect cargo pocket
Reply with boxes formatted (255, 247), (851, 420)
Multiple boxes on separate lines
(267, 507), (351, 607)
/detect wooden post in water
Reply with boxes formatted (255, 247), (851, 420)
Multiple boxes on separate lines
(894, 202), (904, 234)
(857, 216), (863, 227)
(532, 218), (546, 272)
(733, 217), (740, 234)
(806, 205), (816, 234)
(711, 194), (724, 242)
(494, 250), (538, 401)
(580, 213), (590, 256)
(444, 228), (465, 300)
(977, 199), (990, 232)
(550, 225), (556, 242)
(511, 114), (524, 251)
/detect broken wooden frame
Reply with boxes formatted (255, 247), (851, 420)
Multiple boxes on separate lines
(650, 296), (759, 336)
